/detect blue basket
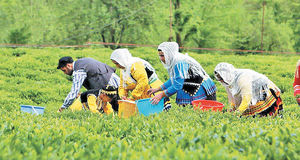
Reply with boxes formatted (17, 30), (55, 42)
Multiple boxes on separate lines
(20, 105), (45, 115)
(135, 98), (164, 116)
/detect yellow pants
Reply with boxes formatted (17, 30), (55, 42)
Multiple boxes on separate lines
(69, 98), (83, 111)
(69, 97), (113, 115)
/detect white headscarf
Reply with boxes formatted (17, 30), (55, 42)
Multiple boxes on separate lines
(157, 42), (206, 82)
(214, 62), (236, 86)
(214, 62), (280, 105)
(110, 49), (132, 69)
(110, 48), (157, 86)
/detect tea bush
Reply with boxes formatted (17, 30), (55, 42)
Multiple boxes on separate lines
(0, 48), (299, 159)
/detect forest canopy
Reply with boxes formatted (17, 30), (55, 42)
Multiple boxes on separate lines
(0, 0), (299, 52)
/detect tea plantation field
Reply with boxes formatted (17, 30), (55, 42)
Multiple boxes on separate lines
(0, 47), (299, 159)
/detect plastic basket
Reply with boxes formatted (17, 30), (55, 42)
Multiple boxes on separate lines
(118, 100), (138, 118)
(135, 97), (164, 116)
(20, 105), (45, 115)
(191, 100), (224, 112)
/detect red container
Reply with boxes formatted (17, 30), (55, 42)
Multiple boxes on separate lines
(192, 100), (224, 112)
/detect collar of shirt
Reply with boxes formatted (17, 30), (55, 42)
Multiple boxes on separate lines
(72, 61), (76, 76)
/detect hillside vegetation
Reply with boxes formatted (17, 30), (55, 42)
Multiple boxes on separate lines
(0, 47), (299, 159)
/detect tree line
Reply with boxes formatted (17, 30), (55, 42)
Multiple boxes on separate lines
(0, 0), (299, 52)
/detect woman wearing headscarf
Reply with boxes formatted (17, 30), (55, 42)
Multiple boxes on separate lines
(293, 60), (300, 105)
(110, 48), (171, 110)
(214, 62), (283, 117)
(148, 42), (217, 106)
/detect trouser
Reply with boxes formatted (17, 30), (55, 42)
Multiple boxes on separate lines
(69, 90), (113, 115)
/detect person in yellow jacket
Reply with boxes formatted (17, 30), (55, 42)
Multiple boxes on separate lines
(214, 62), (283, 117)
(110, 48), (171, 110)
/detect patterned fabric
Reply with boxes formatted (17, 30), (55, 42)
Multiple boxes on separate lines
(175, 79), (216, 105)
(108, 73), (120, 88)
(202, 78), (217, 96)
(161, 61), (216, 105)
(242, 89), (282, 116)
(100, 85), (120, 112)
(175, 85), (207, 105)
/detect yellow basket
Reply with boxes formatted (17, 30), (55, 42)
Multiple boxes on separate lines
(118, 100), (138, 118)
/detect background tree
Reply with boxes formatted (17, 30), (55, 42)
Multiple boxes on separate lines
(0, 0), (299, 52)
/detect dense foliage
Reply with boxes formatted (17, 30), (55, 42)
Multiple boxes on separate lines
(0, 48), (299, 159)
(0, 0), (299, 52)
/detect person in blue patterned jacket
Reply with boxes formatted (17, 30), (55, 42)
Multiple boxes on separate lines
(148, 42), (217, 106)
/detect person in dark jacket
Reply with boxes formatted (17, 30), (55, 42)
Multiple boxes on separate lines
(57, 56), (119, 113)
